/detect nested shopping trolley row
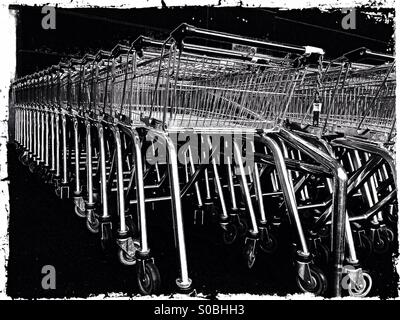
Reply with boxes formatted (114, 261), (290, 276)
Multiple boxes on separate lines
(11, 23), (397, 297)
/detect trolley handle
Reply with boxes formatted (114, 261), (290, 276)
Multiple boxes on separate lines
(70, 58), (83, 65)
(81, 53), (95, 64)
(68, 58), (84, 72)
(95, 50), (111, 62)
(132, 35), (165, 50)
(170, 23), (324, 56)
(341, 47), (394, 63)
(111, 44), (131, 58)
(182, 42), (254, 61)
(134, 35), (257, 61)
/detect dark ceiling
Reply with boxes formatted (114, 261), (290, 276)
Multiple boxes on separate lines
(11, 5), (394, 77)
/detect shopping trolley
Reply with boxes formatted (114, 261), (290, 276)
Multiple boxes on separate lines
(80, 32), (314, 295)
(112, 23), (354, 297)
(11, 23), (394, 298)
(280, 48), (397, 296)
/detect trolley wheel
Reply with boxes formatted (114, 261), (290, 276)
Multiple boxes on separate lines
(357, 233), (373, 261)
(383, 228), (394, 243)
(28, 162), (36, 173)
(74, 205), (86, 218)
(296, 265), (327, 296)
(373, 234), (390, 254)
(243, 241), (257, 269)
(386, 209), (398, 226)
(259, 232), (278, 254)
(118, 249), (137, 266)
(21, 155), (29, 166)
(319, 226), (330, 238)
(347, 271), (373, 297)
(222, 223), (238, 245)
(86, 216), (100, 234)
(137, 262), (161, 295)
(314, 242), (330, 266)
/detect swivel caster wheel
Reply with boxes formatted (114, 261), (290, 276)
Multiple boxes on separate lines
(318, 226), (330, 238)
(86, 211), (100, 234)
(347, 271), (372, 297)
(381, 227), (394, 243)
(222, 223), (238, 245)
(137, 261), (161, 295)
(28, 162), (36, 173)
(55, 187), (61, 198)
(243, 240), (257, 269)
(386, 205), (398, 226)
(118, 249), (137, 266)
(296, 265), (327, 296)
(373, 234), (390, 254)
(21, 155), (29, 166)
(74, 205), (86, 218)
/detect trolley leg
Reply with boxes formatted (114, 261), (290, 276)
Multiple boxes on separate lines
(55, 113), (60, 178)
(113, 127), (128, 235)
(33, 111), (38, 162)
(73, 117), (83, 210)
(262, 134), (313, 284)
(61, 114), (68, 184)
(165, 134), (192, 290)
(208, 136), (229, 221)
(132, 130), (149, 254)
(226, 155), (238, 211)
(345, 214), (359, 265)
(40, 111), (45, 165)
(233, 139), (258, 236)
(249, 141), (267, 224)
(44, 111), (49, 168)
(29, 110), (33, 157)
(98, 124), (110, 220)
(253, 162), (267, 224)
(85, 121), (95, 207)
(188, 145), (203, 208)
(188, 145), (204, 225)
(50, 112), (56, 174)
(85, 120), (98, 231)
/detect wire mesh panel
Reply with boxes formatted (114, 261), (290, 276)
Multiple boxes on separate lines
(290, 63), (396, 137)
(119, 45), (306, 130)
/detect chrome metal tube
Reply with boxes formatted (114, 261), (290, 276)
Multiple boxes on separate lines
(97, 124), (109, 219)
(233, 139), (258, 235)
(164, 133), (192, 289)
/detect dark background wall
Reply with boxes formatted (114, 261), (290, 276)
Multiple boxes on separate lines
(11, 5), (394, 77)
